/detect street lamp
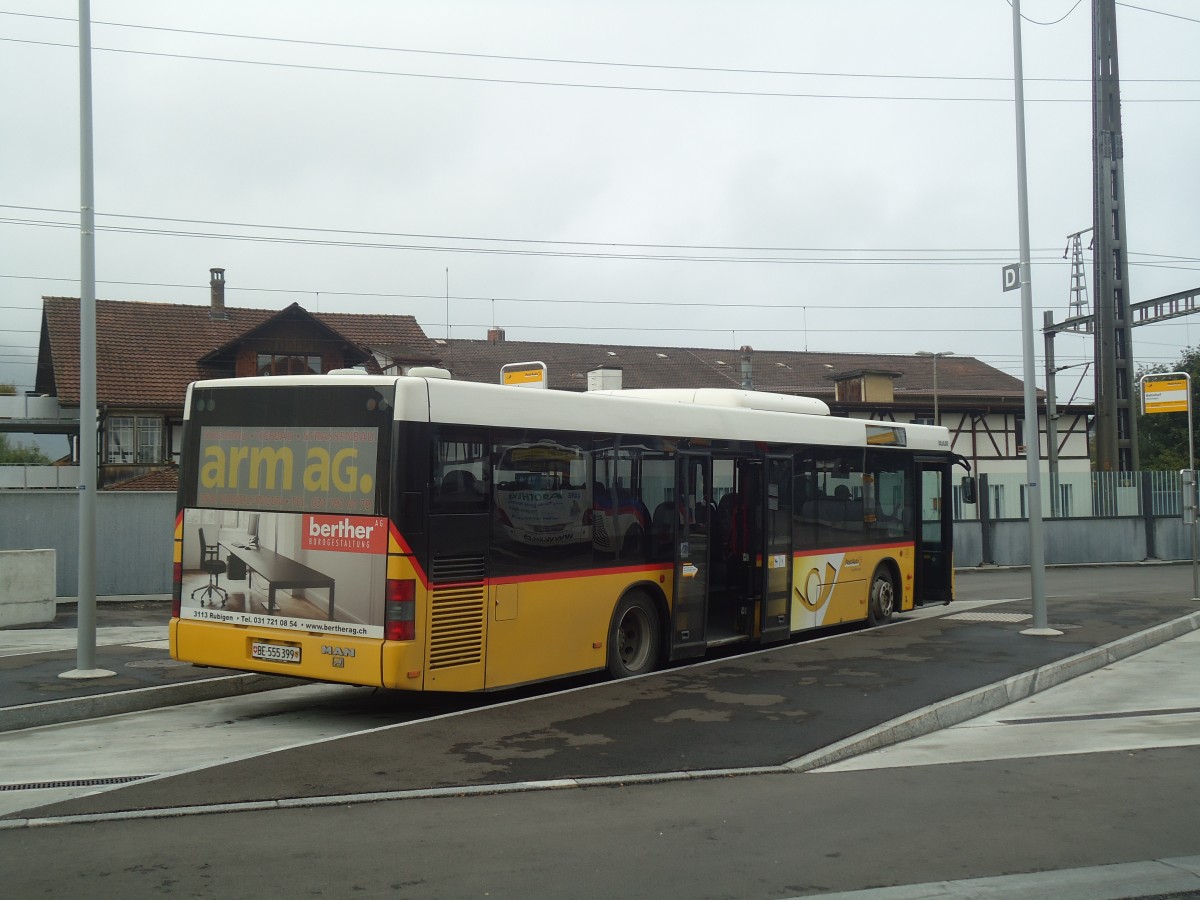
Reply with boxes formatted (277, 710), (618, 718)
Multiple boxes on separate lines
(916, 351), (954, 425)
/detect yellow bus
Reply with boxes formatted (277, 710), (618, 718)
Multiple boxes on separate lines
(171, 373), (972, 690)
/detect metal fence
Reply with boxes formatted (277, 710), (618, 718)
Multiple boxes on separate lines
(0, 475), (1193, 597)
(954, 470), (1186, 521)
(0, 490), (175, 596)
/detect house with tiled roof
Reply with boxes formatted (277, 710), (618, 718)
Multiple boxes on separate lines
(29, 269), (441, 488)
(12, 273), (1091, 512)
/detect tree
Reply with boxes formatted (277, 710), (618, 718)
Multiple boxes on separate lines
(1136, 345), (1200, 471)
(0, 434), (51, 465)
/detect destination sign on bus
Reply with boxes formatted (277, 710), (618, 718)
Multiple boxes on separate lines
(197, 425), (378, 513)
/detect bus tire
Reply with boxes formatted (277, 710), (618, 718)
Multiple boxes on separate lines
(607, 592), (661, 678)
(868, 565), (896, 626)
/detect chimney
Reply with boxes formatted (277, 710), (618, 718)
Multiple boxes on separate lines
(209, 267), (227, 320)
(739, 345), (754, 390)
(487, 327), (505, 343)
(587, 367), (623, 392)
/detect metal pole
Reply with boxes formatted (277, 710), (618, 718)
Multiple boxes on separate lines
(1012, 0), (1058, 636)
(932, 355), (939, 424)
(63, 0), (113, 679)
(1043, 312), (1060, 517)
(1189, 375), (1198, 600)
(1185, 393), (1195, 600)
(1139, 372), (1198, 599)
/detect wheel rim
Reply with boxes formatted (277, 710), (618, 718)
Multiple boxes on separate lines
(618, 606), (651, 670)
(874, 576), (895, 618)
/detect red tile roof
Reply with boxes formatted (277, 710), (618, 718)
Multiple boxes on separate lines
(39, 298), (440, 408)
(102, 468), (179, 492)
(438, 338), (1040, 406)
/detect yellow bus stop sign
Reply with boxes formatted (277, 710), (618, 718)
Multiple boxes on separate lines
(501, 361), (548, 389)
(1143, 378), (1189, 414)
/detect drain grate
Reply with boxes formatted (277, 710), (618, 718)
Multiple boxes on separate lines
(945, 611), (1033, 623)
(0, 775), (154, 792)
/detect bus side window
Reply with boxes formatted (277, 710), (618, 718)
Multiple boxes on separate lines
(866, 450), (912, 539)
(432, 431), (489, 512)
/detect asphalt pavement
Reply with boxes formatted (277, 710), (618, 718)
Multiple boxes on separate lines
(3, 566), (1198, 824)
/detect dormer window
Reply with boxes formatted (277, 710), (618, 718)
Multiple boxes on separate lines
(257, 353), (322, 376)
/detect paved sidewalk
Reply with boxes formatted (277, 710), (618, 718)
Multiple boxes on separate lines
(0, 598), (298, 732)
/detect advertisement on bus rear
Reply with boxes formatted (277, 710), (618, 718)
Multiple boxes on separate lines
(180, 507), (387, 638)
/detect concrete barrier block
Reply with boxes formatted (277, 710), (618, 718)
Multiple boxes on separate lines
(0, 549), (56, 627)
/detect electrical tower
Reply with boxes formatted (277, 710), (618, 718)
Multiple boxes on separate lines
(1091, 0), (1139, 471)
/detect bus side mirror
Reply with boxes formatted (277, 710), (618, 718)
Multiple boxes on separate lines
(960, 476), (977, 505)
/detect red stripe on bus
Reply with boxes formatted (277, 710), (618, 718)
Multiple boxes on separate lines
(388, 521), (416, 557)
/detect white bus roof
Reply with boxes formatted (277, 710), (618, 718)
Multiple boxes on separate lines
(187, 374), (951, 453)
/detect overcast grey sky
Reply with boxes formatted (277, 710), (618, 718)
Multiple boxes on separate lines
(2, 1), (1198, 403)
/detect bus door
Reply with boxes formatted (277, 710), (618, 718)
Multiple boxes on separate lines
(914, 457), (953, 605)
(425, 428), (492, 690)
(760, 454), (793, 643)
(669, 452), (711, 659)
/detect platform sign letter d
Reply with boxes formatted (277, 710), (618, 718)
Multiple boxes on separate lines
(1002, 264), (1020, 292)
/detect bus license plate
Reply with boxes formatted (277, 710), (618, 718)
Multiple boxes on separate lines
(251, 641), (301, 664)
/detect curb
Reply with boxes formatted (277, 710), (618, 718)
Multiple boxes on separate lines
(0, 673), (304, 733)
(783, 609), (1200, 772)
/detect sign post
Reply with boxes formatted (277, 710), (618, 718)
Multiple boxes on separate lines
(1140, 372), (1198, 600)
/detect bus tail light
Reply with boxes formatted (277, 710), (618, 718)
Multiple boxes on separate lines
(171, 562), (183, 617)
(385, 578), (416, 641)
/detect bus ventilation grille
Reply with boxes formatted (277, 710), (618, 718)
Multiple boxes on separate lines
(431, 555), (487, 584)
(429, 556), (486, 670)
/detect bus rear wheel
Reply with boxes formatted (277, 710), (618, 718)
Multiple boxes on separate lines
(868, 566), (896, 625)
(607, 593), (661, 678)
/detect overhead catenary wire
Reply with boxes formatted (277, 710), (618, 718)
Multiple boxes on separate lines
(0, 204), (1073, 256)
(3, 9), (1196, 82)
(0, 215), (1073, 265)
(3, 207), (1194, 267)
(0, 11), (1194, 392)
(0, 35), (1194, 103)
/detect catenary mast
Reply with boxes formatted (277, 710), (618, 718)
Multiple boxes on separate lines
(1091, 0), (1139, 472)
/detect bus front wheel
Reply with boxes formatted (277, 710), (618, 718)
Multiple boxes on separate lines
(607, 593), (661, 678)
(868, 566), (896, 625)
